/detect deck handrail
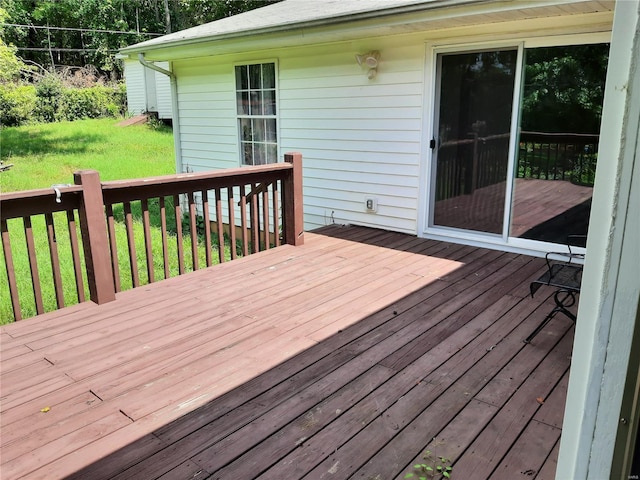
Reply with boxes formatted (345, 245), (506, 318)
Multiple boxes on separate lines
(517, 131), (598, 186)
(0, 152), (304, 321)
(434, 131), (599, 202)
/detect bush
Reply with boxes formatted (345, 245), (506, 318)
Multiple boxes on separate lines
(35, 74), (64, 122)
(0, 84), (36, 127)
(59, 86), (119, 121)
(0, 75), (127, 127)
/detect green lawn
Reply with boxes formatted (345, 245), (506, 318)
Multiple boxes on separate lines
(1, 118), (176, 192)
(0, 118), (225, 324)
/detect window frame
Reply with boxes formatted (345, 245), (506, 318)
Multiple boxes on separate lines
(234, 60), (279, 166)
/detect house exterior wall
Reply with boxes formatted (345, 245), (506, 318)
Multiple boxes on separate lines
(123, 59), (173, 119)
(154, 62), (173, 120)
(174, 62), (238, 171)
(280, 41), (425, 234)
(170, 11), (612, 237)
(124, 59), (147, 116)
(173, 37), (426, 234)
(557, 1), (640, 477)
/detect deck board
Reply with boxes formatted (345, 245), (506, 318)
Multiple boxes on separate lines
(0, 225), (575, 479)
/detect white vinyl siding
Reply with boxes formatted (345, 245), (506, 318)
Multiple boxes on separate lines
(279, 43), (425, 233)
(123, 60), (147, 116)
(173, 39), (424, 234)
(174, 62), (238, 172)
(154, 62), (172, 119)
(123, 59), (173, 119)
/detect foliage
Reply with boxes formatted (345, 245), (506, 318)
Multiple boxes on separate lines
(404, 450), (453, 479)
(172, 0), (279, 32)
(0, 39), (25, 82)
(0, 83), (36, 126)
(59, 84), (126, 120)
(521, 44), (609, 134)
(2, 0), (282, 78)
(145, 113), (169, 130)
(0, 73), (126, 126)
(0, 7), (33, 83)
(34, 72), (64, 122)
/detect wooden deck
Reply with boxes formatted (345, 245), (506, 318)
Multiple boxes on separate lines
(434, 178), (592, 241)
(0, 225), (574, 480)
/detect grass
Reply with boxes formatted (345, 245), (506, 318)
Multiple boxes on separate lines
(0, 117), (175, 192)
(0, 118), (239, 324)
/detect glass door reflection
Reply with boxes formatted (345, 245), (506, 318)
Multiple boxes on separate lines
(432, 49), (518, 235)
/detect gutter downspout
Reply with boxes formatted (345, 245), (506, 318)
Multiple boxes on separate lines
(138, 53), (183, 175)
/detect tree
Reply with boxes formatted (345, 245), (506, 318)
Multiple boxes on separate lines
(521, 44), (609, 134)
(171, 0), (278, 31)
(1, 0), (282, 78)
(0, 7), (29, 82)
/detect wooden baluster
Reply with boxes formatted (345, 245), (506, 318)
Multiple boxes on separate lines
(187, 192), (198, 271)
(45, 213), (64, 309)
(104, 204), (121, 292)
(202, 190), (212, 267)
(240, 189), (248, 257)
(173, 194), (185, 275)
(66, 210), (85, 303)
(228, 186), (237, 260)
(1, 219), (21, 320)
(159, 197), (170, 279)
(272, 180), (280, 247)
(23, 216), (44, 314)
(215, 188), (224, 263)
(141, 198), (154, 283)
(250, 184), (259, 253)
(123, 201), (139, 288)
(262, 185), (270, 250)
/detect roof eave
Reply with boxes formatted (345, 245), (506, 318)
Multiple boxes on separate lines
(119, 0), (486, 56)
(119, 0), (614, 60)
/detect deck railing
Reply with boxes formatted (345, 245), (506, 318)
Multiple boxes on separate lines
(517, 131), (598, 186)
(435, 133), (510, 201)
(435, 131), (599, 201)
(1, 152), (303, 321)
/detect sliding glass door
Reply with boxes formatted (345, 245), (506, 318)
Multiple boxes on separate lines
(432, 48), (518, 235)
(511, 44), (608, 244)
(429, 42), (608, 248)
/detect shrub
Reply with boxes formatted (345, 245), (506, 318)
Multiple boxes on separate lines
(0, 83), (36, 127)
(60, 86), (109, 120)
(0, 40), (26, 83)
(35, 73), (64, 122)
(54, 83), (127, 122)
(1, 75), (127, 126)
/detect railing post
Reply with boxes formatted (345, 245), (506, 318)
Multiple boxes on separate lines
(74, 170), (116, 304)
(283, 152), (304, 246)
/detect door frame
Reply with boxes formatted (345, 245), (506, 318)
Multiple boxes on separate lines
(418, 33), (610, 256)
(427, 42), (524, 241)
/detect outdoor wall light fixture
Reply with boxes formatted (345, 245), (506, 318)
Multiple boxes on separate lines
(355, 50), (380, 79)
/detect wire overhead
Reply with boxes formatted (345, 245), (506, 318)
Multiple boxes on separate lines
(0, 23), (164, 36)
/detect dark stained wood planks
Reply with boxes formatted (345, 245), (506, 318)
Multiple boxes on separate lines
(0, 225), (573, 480)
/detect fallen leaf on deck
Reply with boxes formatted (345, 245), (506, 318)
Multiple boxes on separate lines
(536, 397), (545, 405)
(40, 406), (51, 413)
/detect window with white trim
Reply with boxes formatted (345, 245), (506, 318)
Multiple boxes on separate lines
(235, 63), (277, 165)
